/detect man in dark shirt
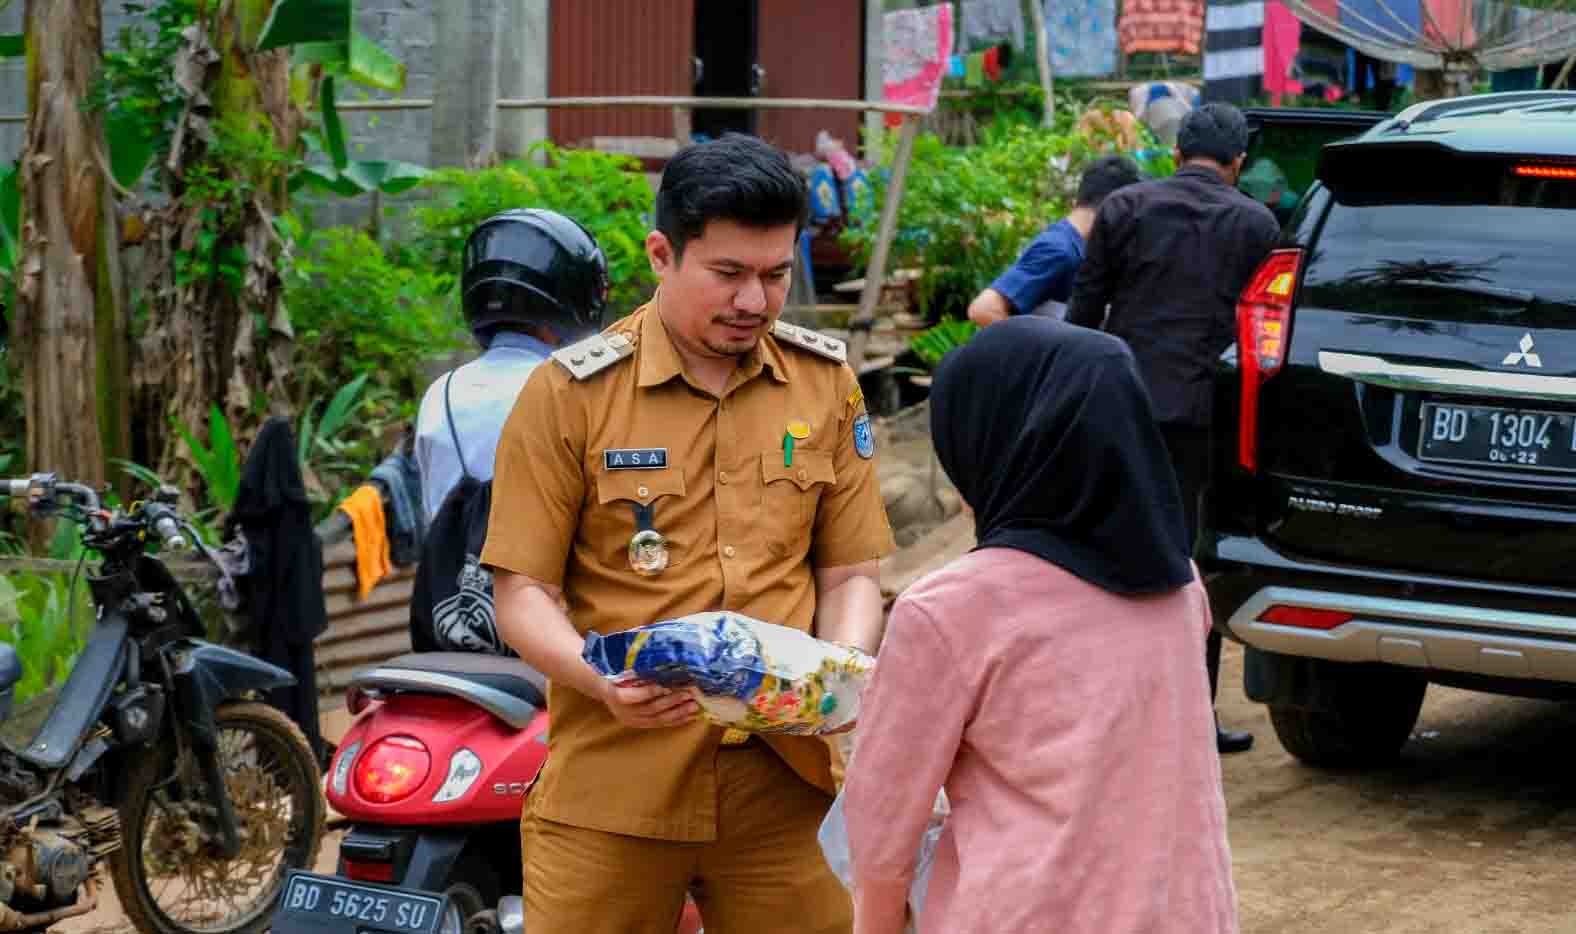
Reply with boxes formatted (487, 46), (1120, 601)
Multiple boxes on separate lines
(1066, 102), (1280, 755)
(967, 155), (1141, 326)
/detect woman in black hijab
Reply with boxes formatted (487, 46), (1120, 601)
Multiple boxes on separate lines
(844, 318), (1237, 934)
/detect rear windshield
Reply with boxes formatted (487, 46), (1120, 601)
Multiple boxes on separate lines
(1303, 169), (1576, 322)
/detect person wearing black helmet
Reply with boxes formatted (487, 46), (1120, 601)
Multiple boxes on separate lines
(1066, 101), (1280, 755)
(414, 208), (609, 521)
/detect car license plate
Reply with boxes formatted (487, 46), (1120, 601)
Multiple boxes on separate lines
(1419, 402), (1576, 472)
(274, 871), (448, 934)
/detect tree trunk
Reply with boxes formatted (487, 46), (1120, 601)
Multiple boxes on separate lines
(136, 0), (307, 490)
(14, 0), (129, 488)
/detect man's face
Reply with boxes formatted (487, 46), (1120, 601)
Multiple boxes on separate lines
(646, 219), (797, 358)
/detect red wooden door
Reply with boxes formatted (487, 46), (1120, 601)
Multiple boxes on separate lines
(548, 0), (695, 146)
(754, 0), (865, 154)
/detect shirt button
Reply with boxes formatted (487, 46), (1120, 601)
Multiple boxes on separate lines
(723, 545), (737, 559)
(637, 485), (650, 498)
(797, 468), (808, 482)
(718, 471), (729, 484)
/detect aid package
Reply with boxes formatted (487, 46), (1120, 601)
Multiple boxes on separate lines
(582, 611), (874, 735)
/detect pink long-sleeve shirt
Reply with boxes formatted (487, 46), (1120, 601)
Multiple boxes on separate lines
(844, 547), (1237, 934)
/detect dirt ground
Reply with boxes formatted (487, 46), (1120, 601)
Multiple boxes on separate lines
(57, 655), (1576, 934)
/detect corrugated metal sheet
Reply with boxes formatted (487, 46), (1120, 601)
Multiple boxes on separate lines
(549, 0), (695, 146)
(756, 0), (865, 154)
(314, 540), (416, 701)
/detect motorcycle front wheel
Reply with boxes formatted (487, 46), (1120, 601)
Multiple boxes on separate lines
(110, 701), (326, 934)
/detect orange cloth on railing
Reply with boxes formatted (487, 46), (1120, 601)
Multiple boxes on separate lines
(338, 484), (392, 599)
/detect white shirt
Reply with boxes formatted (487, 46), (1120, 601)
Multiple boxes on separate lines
(414, 332), (552, 523)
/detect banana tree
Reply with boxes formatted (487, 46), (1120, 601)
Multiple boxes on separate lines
(11, 0), (131, 490)
(133, 0), (414, 485)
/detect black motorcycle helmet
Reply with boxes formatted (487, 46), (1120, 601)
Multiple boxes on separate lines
(461, 209), (609, 347)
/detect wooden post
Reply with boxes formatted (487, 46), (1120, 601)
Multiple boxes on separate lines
(847, 114), (920, 375)
(1553, 52), (1576, 90)
(1028, 0), (1055, 128)
(672, 104), (692, 147)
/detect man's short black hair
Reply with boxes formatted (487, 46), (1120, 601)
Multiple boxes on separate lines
(1075, 154), (1143, 209)
(655, 133), (808, 261)
(1177, 102), (1251, 166)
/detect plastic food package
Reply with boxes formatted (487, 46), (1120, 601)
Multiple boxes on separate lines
(819, 786), (950, 934)
(582, 612), (874, 735)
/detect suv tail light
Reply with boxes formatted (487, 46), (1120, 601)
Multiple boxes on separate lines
(354, 735), (431, 804)
(1257, 605), (1353, 631)
(1513, 163), (1576, 180)
(1237, 249), (1304, 472)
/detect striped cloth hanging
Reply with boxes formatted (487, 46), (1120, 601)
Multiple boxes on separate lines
(1204, 0), (1265, 103)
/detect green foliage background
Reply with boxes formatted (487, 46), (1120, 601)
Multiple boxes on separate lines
(394, 143), (657, 319)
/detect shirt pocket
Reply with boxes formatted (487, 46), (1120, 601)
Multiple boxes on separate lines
(587, 469), (688, 570)
(759, 450), (836, 555)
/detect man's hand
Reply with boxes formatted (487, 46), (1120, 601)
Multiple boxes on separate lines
(598, 679), (701, 729)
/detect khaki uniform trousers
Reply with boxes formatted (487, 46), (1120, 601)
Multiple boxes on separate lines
(519, 740), (852, 934)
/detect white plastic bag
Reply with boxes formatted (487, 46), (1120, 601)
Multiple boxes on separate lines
(818, 786), (949, 933)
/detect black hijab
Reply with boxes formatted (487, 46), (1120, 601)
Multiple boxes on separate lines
(930, 316), (1194, 595)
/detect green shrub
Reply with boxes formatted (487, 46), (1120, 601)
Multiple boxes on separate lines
(398, 143), (656, 318)
(286, 224), (466, 412)
(843, 117), (1175, 318)
(0, 571), (95, 704)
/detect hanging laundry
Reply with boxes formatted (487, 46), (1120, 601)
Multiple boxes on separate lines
(982, 44), (1006, 81)
(338, 484), (392, 600)
(1049, 0), (1119, 79)
(1262, 0), (1303, 103)
(1120, 0), (1205, 55)
(1338, 0), (1420, 50)
(883, 4), (956, 114)
(965, 49), (987, 87)
(961, 0), (1025, 52)
(1422, 0), (1474, 50)
(1204, 0), (1265, 103)
(226, 416), (328, 763)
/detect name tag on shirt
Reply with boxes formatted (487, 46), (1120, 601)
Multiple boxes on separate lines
(604, 448), (669, 470)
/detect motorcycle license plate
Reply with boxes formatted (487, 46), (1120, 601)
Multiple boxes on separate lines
(274, 871), (448, 934)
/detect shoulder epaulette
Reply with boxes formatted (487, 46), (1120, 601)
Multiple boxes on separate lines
(772, 320), (847, 364)
(551, 332), (635, 381)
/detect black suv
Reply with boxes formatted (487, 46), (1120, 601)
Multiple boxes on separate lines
(1206, 92), (1576, 767)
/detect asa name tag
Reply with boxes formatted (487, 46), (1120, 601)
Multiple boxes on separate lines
(604, 448), (669, 470)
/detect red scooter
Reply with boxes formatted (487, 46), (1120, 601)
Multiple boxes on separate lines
(324, 652), (703, 934)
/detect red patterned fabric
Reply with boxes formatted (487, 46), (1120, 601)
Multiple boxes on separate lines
(1119, 0), (1205, 54)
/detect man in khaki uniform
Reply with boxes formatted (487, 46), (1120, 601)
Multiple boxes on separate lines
(481, 133), (896, 933)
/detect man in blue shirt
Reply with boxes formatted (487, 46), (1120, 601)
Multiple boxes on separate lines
(967, 155), (1142, 327)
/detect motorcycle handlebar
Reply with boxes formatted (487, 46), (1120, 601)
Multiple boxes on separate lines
(1, 477), (27, 499)
(149, 511), (190, 551)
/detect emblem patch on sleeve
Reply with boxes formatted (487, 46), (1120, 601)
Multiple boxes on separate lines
(853, 414), (874, 459)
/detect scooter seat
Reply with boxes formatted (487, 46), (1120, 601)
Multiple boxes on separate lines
(353, 653), (548, 724)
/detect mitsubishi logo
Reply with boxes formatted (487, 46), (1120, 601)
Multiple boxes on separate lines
(1503, 333), (1543, 368)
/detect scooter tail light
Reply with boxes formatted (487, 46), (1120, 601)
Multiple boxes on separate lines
(1237, 248), (1304, 472)
(342, 859), (397, 884)
(353, 735), (432, 804)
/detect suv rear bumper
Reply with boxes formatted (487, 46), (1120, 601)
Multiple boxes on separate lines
(1208, 534), (1576, 683)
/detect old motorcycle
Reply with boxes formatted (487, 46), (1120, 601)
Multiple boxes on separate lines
(0, 473), (324, 934)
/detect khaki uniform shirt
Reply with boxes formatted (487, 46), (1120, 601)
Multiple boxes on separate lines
(480, 303), (896, 842)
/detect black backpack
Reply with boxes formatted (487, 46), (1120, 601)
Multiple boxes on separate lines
(409, 375), (514, 656)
